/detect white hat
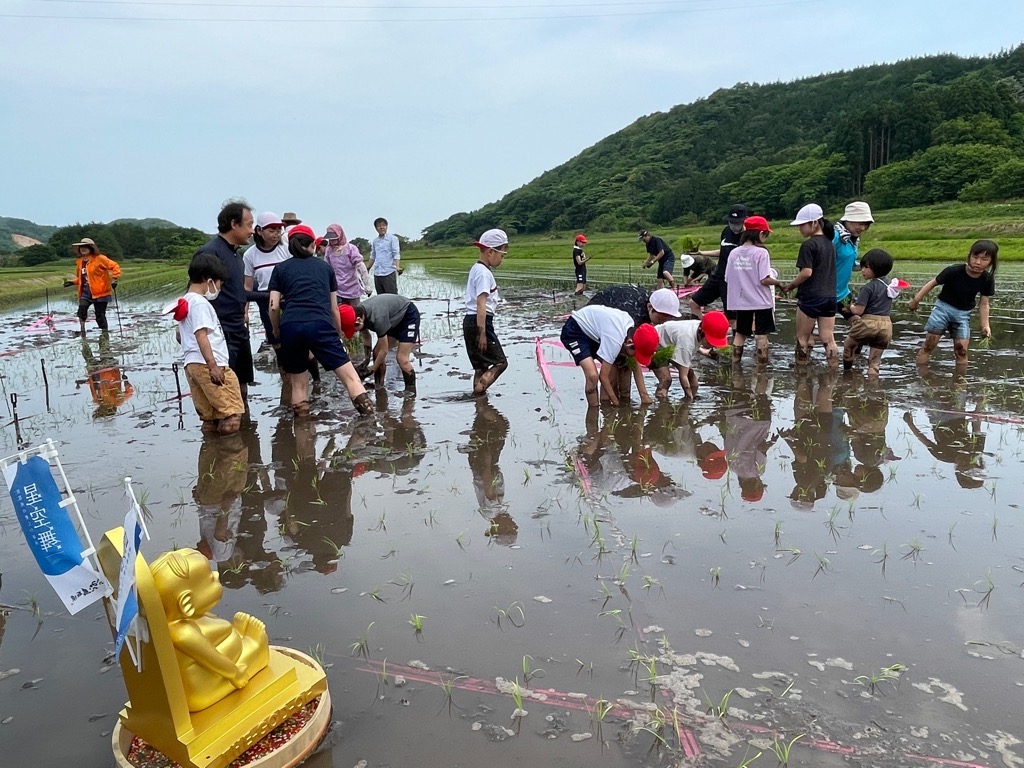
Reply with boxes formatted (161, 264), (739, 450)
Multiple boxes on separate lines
(790, 203), (824, 226)
(649, 288), (681, 318)
(256, 211), (284, 229)
(473, 228), (509, 250)
(679, 253), (695, 269)
(842, 201), (874, 223)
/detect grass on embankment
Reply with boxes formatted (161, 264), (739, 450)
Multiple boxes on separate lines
(0, 261), (187, 310)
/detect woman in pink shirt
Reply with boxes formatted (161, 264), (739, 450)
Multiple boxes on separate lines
(324, 224), (371, 307)
(724, 216), (783, 365)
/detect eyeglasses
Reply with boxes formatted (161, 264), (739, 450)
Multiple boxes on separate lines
(491, 248), (508, 256)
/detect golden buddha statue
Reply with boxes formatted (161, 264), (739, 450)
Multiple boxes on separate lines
(150, 549), (270, 711)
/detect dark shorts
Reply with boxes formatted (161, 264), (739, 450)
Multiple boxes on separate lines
(559, 317), (598, 366)
(374, 272), (398, 296)
(689, 275), (735, 317)
(385, 303), (420, 344)
(278, 320), (350, 374)
(658, 255), (675, 276)
(224, 330), (255, 385)
(575, 265), (587, 284)
(463, 315), (506, 371)
(797, 296), (838, 319)
(735, 308), (776, 337)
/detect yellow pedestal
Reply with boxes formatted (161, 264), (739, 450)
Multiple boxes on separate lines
(99, 530), (328, 768)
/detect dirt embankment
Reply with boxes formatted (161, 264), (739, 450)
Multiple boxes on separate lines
(11, 234), (42, 248)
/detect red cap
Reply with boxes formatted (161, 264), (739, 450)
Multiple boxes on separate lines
(743, 215), (772, 233)
(288, 224), (316, 241)
(339, 304), (357, 339)
(701, 311), (730, 349)
(632, 323), (660, 367)
(700, 449), (728, 480)
(575, 234), (587, 244)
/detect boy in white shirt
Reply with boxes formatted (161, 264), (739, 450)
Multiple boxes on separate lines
(174, 253), (245, 434)
(645, 311), (730, 400)
(464, 229), (509, 396)
(560, 304), (642, 407)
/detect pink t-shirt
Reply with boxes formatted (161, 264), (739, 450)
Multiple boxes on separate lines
(725, 244), (774, 310)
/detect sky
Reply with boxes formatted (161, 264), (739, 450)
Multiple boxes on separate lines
(1, 0), (1022, 243)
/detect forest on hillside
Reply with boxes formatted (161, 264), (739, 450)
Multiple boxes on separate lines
(423, 46), (1024, 244)
(15, 220), (209, 266)
(0, 217), (57, 254)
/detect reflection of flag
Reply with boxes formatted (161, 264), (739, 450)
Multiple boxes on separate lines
(114, 498), (143, 658)
(1, 453), (111, 614)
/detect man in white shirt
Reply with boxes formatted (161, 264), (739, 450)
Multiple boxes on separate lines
(369, 216), (401, 295)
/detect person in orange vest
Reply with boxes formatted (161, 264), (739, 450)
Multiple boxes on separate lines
(64, 237), (121, 335)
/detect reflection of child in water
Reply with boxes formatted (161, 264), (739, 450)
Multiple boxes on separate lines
(194, 434), (249, 565)
(723, 407), (777, 502)
(150, 548), (270, 712)
(463, 399), (518, 545)
(902, 401), (986, 489)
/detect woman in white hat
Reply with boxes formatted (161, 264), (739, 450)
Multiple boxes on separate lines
(834, 201), (874, 319)
(782, 203), (838, 367)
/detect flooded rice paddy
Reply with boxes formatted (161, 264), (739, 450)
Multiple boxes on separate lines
(0, 262), (1023, 768)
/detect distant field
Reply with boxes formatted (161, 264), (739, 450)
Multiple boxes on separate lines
(1, 200), (1019, 309)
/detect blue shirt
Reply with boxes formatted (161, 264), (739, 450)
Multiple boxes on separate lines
(370, 233), (401, 276)
(268, 255), (339, 327)
(833, 224), (859, 303)
(194, 235), (248, 337)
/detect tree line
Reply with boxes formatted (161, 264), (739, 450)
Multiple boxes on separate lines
(18, 220), (209, 266)
(422, 46), (1024, 244)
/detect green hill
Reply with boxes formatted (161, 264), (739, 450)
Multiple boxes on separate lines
(0, 217), (58, 254)
(422, 46), (1024, 243)
(108, 217), (180, 229)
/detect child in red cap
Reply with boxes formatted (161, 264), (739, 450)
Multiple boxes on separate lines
(572, 234), (589, 295)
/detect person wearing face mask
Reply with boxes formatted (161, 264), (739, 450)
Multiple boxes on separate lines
(324, 223), (371, 308)
(171, 253), (245, 435)
(688, 204), (751, 325)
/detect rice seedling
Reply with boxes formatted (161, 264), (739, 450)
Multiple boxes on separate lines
(911, 491), (922, 509)
(509, 677), (527, 731)
(454, 530), (468, 551)
(350, 622), (374, 660)
(900, 539), (923, 563)
(308, 642), (328, 668)
(522, 468), (531, 485)
(616, 561), (631, 585)
(975, 571), (996, 609)
(424, 510), (437, 528)
(770, 733), (805, 767)
(773, 521), (782, 546)
(854, 663), (905, 695)
(703, 688), (733, 725)
(777, 547), (802, 565)
(873, 542), (890, 576)
(709, 566), (722, 589)
(947, 521), (958, 551)
(812, 552), (831, 579)
(736, 747), (763, 767)
(641, 575), (663, 596)
(371, 512), (387, 533)
(719, 528), (727, 544)
(390, 572), (414, 601)
(636, 706), (667, 756)
(825, 507), (842, 543)
(575, 657), (594, 679)
(437, 672), (465, 717)
(589, 697), (614, 751)
(492, 601), (526, 631)
(322, 536), (345, 561)
(758, 615), (774, 631)
(409, 614), (426, 638)
(991, 513), (999, 541)
(629, 534), (640, 564)
(644, 656), (659, 702)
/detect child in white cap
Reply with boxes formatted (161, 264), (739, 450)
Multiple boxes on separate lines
(465, 229), (509, 395)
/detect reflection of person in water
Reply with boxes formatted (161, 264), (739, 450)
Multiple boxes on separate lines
(902, 378), (986, 489)
(79, 331), (134, 418)
(348, 391), (427, 477)
(574, 406), (689, 506)
(780, 372), (850, 508)
(462, 398), (518, 545)
(194, 433), (249, 567)
(273, 418), (356, 574)
(722, 369), (778, 502)
(838, 382), (895, 496)
(218, 427), (287, 594)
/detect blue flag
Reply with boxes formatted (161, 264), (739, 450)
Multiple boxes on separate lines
(114, 500), (143, 658)
(2, 454), (111, 614)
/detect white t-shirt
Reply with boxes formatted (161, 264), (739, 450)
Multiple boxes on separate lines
(657, 319), (700, 369)
(243, 243), (290, 291)
(570, 305), (634, 363)
(179, 292), (229, 367)
(465, 262), (500, 315)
